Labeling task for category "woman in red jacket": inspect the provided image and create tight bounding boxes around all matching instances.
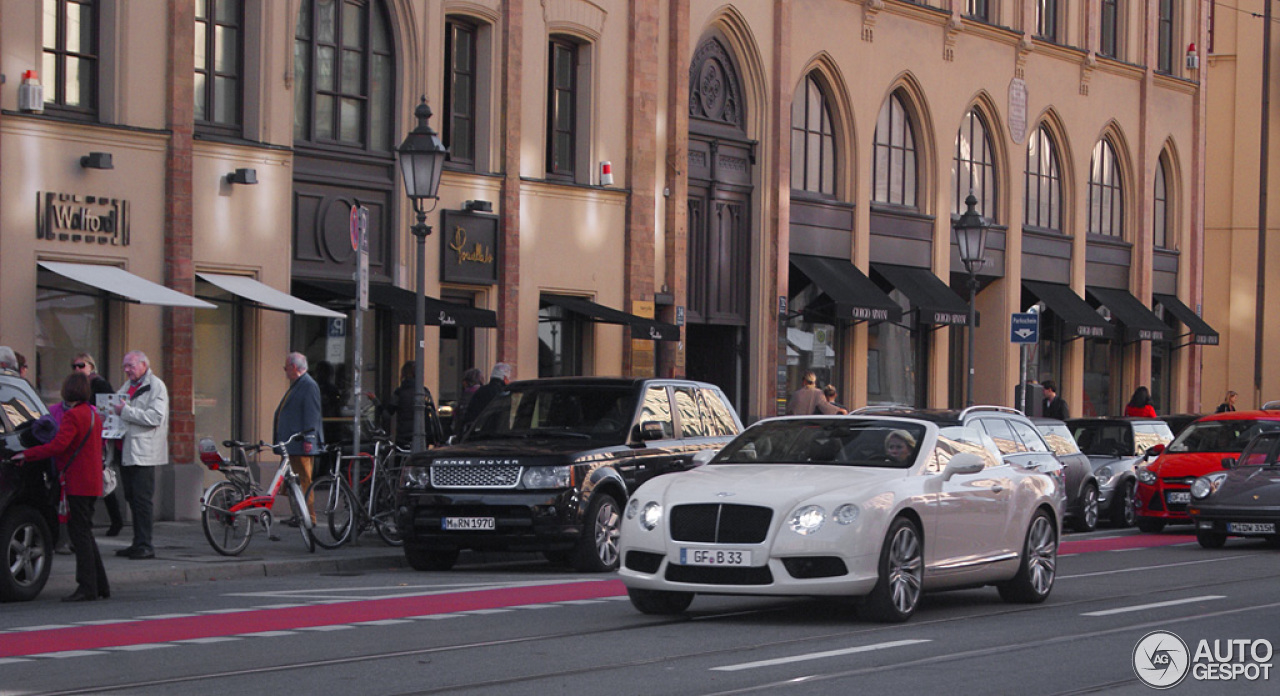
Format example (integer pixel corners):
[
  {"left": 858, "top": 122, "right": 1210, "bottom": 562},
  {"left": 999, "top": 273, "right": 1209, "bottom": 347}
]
[
  {"left": 16, "top": 372, "right": 109, "bottom": 601},
  {"left": 1124, "top": 386, "right": 1158, "bottom": 418}
]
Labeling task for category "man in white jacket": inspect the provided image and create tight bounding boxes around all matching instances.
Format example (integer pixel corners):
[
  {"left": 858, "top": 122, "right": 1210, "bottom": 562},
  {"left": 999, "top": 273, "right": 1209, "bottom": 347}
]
[{"left": 112, "top": 351, "right": 169, "bottom": 560}]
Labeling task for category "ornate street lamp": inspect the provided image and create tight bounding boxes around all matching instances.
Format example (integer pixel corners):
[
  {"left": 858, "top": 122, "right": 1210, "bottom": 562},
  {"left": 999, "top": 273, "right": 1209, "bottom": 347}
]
[
  {"left": 954, "top": 193, "right": 991, "bottom": 407},
  {"left": 397, "top": 97, "right": 449, "bottom": 452}
]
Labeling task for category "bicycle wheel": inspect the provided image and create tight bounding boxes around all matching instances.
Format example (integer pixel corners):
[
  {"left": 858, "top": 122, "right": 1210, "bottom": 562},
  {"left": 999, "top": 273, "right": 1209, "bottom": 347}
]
[
  {"left": 288, "top": 479, "right": 316, "bottom": 553},
  {"left": 372, "top": 477, "right": 404, "bottom": 547},
  {"left": 308, "top": 476, "right": 355, "bottom": 549},
  {"left": 202, "top": 481, "right": 253, "bottom": 556}
]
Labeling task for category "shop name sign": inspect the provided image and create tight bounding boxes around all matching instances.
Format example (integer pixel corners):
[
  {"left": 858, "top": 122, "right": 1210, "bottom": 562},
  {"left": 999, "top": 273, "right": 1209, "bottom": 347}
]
[
  {"left": 36, "top": 192, "right": 130, "bottom": 246},
  {"left": 849, "top": 307, "right": 891, "bottom": 322},
  {"left": 441, "top": 210, "right": 499, "bottom": 285}
]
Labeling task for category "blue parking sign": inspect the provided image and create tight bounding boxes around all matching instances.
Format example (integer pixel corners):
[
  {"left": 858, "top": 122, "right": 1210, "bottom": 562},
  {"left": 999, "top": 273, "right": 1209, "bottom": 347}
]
[{"left": 1011, "top": 313, "right": 1039, "bottom": 344}]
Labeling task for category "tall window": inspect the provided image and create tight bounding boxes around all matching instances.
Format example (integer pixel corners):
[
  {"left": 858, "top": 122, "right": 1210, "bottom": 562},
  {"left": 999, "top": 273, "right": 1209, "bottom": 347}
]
[
  {"left": 790, "top": 74, "right": 836, "bottom": 197},
  {"left": 965, "top": 0, "right": 989, "bottom": 21},
  {"left": 873, "top": 92, "right": 918, "bottom": 208},
  {"left": 539, "top": 303, "right": 584, "bottom": 377},
  {"left": 294, "top": 0, "right": 394, "bottom": 151},
  {"left": 1088, "top": 138, "right": 1124, "bottom": 238},
  {"left": 195, "top": 0, "right": 243, "bottom": 133},
  {"left": 444, "top": 17, "right": 477, "bottom": 168},
  {"left": 1035, "top": 0, "right": 1058, "bottom": 41},
  {"left": 1100, "top": 0, "right": 1120, "bottom": 59},
  {"left": 1024, "top": 125, "right": 1062, "bottom": 232},
  {"left": 42, "top": 0, "right": 97, "bottom": 114},
  {"left": 1157, "top": 0, "right": 1175, "bottom": 74},
  {"left": 547, "top": 37, "right": 579, "bottom": 179},
  {"left": 35, "top": 270, "right": 109, "bottom": 403},
  {"left": 953, "top": 109, "right": 997, "bottom": 220},
  {"left": 1153, "top": 155, "right": 1170, "bottom": 249}
]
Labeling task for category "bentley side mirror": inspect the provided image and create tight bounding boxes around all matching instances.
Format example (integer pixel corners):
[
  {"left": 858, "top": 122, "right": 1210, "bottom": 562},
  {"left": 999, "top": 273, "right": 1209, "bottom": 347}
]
[{"left": 941, "top": 452, "right": 985, "bottom": 481}]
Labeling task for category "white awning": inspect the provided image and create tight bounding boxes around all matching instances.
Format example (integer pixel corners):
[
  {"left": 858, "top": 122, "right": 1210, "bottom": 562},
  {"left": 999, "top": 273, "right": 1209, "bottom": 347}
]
[
  {"left": 196, "top": 273, "right": 344, "bottom": 318},
  {"left": 39, "top": 261, "right": 216, "bottom": 309}
]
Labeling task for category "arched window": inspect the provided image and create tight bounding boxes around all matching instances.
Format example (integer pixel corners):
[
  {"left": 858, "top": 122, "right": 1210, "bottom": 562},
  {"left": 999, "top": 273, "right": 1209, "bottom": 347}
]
[
  {"left": 1088, "top": 138, "right": 1125, "bottom": 237},
  {"left": 873, "top": 92, "right": 918, "bottom": 208},
  {"left": 1153, "top": 155, "right": 1170, "bottom": 249},
  {"left": 790, "top": 74, "right": 836, "bottom": 197},
  {"left": 294, "top": 0, "right": 394, "bottom": 152},
  {"left": 953, "top": 109, "right": 996, "bottom": 220},
  {"left": 1024, "top": 125, "right": 1062, "bottom": 232}
]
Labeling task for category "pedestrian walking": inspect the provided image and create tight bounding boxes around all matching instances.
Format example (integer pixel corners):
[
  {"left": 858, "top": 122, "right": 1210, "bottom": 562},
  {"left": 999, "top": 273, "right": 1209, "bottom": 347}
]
[
  {"left": 273, "top": 352, "right": 323, "bottom": 524},
  {"left": 456, "top": 363, "right": 512, "bottom": 434},
  {"left": 1042, "top": 380, "right": 1068, "bottom": 420},
  {"left": 1125, "top": 386, "right": 1157, "bottom": 418},
  {"left": 787, "top": 372, "right": 841, "bottom": 416},
  {"left": 1216, "top": 390, "right": 1238, "bottom": 413},
  {"left": 112, "top": 350, "right": 168, "bottom": 560}
]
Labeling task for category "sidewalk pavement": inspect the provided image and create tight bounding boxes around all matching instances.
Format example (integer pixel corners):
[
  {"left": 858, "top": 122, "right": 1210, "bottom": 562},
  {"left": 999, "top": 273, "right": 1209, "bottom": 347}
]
[{"left": 46, "top": 520, "right": 409, "bottom": 596}]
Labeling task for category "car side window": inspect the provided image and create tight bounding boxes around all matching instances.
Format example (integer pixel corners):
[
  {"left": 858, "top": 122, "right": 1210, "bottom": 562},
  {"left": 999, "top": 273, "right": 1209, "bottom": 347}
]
[
  {"left": 0, "top": 381, "right": 43, "bottom": 434},
  {"left": 977, "top": 418, "right": 1025, "bottom": 454},
  {"left": 640, "top": 385, "right": 675, "bottom": 439},
  {"left": 1238, "top": 433, "right": 1280, "bottom": 466},
  {"left": 1133, "top": 423, "right": 1169, "bottom": 452},
  {"left": 673, "top": 387, "right": 707, "bottom": 439},
  {"left": 931, "top": 426, "right": 1002, "bottom": 473},
  {"left": 1008, "top": 419, "right": 1051, "bottom": 453},
  {"left": 699, "top": 389, "right": 739, "bottom": 437}
]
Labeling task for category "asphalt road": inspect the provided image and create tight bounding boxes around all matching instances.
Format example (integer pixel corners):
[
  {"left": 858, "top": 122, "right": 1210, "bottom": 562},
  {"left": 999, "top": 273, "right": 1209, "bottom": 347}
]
[{"left": 2, "top": 528, "right": 1278, "bottom": 696}]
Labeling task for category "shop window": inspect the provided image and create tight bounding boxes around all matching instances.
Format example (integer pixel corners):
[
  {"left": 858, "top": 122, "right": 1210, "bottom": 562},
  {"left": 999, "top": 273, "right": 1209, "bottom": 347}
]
[
  {"left": 785, "top": 279, "right": 841, "bottom": 403},
  {"left": 790, "top": 74, "right": 837, "bottom": 197},
  {"left": 437, "top": 291, "right": 478, "bottom": 410},
  {"left": 1088, "top": 138, "right": 1125, "bottom": 238},
  {"left": 290, "top": 308, "right": 386, "bottom": 444},
  {"left": 1100, "top": 0, "right": 1121, "bottom": 59},
  {"left": 1024, "top": 125, "right": 1062, "bottom": 233},
  {"left": 294, "top": 0, "right": 394, "bottom": 152},
  {"left": 193, "top": 280, "right": 243, "bottom": 447},
  {"left": 35, "top": 269, "right": 108, "bottom": 403},
  {"left": 195, "top": 0, "right": 243, "bottom": 134},
  {"left": 1035, "top": 0, "right": 1058, "bottom": 41},
  {"left": 1082, "top": 337, "right": 1122, "bottom": 416},
  {"left": 42, "top": 0, "right": 98, "bottom": 117},
  {"left": 1153, "top": 154, "right": 1170, "bottom": 249},
  {"left": 872, "top": 91, "right": 918, "bottom": 209},
  {"left": 953, "top": 109, "right": 997, "bottom": 221},
  {"left": 538, "top": 302, "right": 584, "bottom": 377},
  {"left": 867, "top": 290, "right": 926, "bottom": 407}
]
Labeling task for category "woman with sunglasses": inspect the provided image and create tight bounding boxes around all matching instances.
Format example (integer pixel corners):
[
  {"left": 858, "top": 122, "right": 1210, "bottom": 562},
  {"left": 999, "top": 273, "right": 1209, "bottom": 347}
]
[{"left": 72, "top": 353, "right": 124, "bottom": 536}]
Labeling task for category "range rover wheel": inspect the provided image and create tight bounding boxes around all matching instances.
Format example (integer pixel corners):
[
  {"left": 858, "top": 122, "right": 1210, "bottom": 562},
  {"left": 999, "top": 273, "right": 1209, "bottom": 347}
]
[
  {"left": 627, "top": 588, "right": 693, "bottom": 615},
  {"left": 859, "top": 517, "right": 923, "bottom": 623},
  {"left": 572, "top": 493, "right": 622, "bottom": 572},
  {"left": 1196, "top": 529, "right": 1227, "bottom": 549},
  {"left": 405, "top": 546, "right": 459, "bottom": 571},
  {"left": 0, "top": 506, "right": 52, "bottom": 602},
  {"left": 998, "top": 509, "right": 1057, "bottom": 604},
  {"left": 1111, "top": 481, "right": 1137, "bottom": 527},
  {"left": 1135, "top": 517, "right": 1166, "bottom": 534},
  {"left": 1073, "top": 484, "right": 1099, "bottom": 532}
]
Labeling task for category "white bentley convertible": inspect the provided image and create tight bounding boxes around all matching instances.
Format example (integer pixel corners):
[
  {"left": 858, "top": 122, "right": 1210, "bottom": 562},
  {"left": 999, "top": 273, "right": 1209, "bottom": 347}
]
[{"left": 617, "top": 416, "right": 1061, "bottom": 622}]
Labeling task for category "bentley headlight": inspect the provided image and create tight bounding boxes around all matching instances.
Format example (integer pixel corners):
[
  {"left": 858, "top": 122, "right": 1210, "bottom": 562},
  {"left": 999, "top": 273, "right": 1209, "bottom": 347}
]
[
  {"left": 522, "top": 466, "right": 571, "bottom": 489},
  {"left": 1094, "top": 466, "right": 1114, "bottom": 486},
  {"left": 1137, "top": 467, "right": 1157, "bottom": 485},
  {"left": 834, "top": 504, "right": 860, "bottom": 525},
  {"left": 1191, "top": 472, "right": 1229, "bottom": 500},
  {"left": 400, "top": 465, "right": 430, "bottom": 488},
  {"left": 639, "top": 502, "right": 663, "bottom": 531},
  {"left": 788, "top": 505, "right": 826, "bottom": 535}
]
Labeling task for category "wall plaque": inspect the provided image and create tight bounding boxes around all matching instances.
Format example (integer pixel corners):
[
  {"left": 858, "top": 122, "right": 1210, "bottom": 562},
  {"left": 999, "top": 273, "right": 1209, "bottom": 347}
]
[
  {"left": 441, "top": 209, "right": 499, "bottom": 285},
  {"left": 36, "top": 192, "right": 129, "bottom": 246},
  {"left": 1008, "top": 78, "right": 1029, "bottom": 144}
]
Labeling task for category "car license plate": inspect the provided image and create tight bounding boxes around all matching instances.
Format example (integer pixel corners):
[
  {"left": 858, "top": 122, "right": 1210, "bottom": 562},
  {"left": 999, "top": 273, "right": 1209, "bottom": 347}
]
[
  {"left": 1166, "top": 491, "right": 1191, "bottom": 505},
  {"left": 1228, "top": 522, "right": 1276, "bottom": 534},
  {"left": 679, "top": 548, "right": 751, "bottom": 566},
  {"left": 442, "top": 517, "right": 495, "bottom": 531}
]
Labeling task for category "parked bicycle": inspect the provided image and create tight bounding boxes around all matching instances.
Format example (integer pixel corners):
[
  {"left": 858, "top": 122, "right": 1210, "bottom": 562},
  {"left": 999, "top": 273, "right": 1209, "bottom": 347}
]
[
  {"left": 198, "top": 431, "right": 317, "bottom": 556},
  {"left": 308, "top": 434, "right": 406, "bottom": 549}
]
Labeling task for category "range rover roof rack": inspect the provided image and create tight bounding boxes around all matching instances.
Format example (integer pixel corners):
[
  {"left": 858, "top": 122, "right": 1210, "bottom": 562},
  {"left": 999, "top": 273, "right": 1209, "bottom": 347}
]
[{"left": 960, "top": 405, "right": 1026, "bottom": 419}]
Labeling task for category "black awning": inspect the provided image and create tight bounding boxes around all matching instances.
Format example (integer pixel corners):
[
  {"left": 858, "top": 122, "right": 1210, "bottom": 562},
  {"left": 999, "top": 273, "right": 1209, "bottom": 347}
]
[
  {"left": 1087, "top": 287, "right": 1170, "bottom": 342},
  {"left": 871, "top": 263, "right": 970, "bottom": 326},
  {"left": 541, "top": 294, "right": 680, "bottom": 341},
  {"left": 1023, "top": 280, "right": 1115, "bottom": 340},
  {"left": 1154, "top": 293, "right": 1220, "bottom": 345},
  {"left": 790, "top": 254, "right": 902, "bottom": 324},
  {"left": 295, "top": 280, "right": 497, "bottom": 328}
]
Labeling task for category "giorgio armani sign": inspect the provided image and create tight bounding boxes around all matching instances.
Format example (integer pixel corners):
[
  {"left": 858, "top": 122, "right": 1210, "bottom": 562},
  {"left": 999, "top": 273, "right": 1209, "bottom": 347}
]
[{"left": 36, "top": 192, "right": 130, "bottom": 246}]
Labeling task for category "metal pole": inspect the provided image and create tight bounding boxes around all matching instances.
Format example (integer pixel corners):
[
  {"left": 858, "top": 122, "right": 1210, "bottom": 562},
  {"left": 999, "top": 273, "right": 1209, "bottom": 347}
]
[
  {"left": 1256, "top": 0, "right": 1273, "bottom": 403},
  {"left": 967, "top": 270, "right": 977, "bottom": 407},
  {"left": 412, "top": 206, "right": 429, "bottom": 453}
]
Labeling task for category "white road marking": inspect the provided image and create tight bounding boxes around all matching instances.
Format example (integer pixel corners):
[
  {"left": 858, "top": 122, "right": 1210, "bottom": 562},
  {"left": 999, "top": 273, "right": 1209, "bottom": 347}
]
[
  {"left": 173, "top": 636, "right": 242, "bottom": 644},
  {"left": 104, "top": 643, "right": 176, "bottom": 652},
  {"left": 74, "top": 619, "right": 143, "bottom": 626},
  {"left": 711, "top": 639, "right": 932, "bottom": 672},
  {"left": 462, "top": 609, "right": 514, "bottom": 615},
  {"left": 295, "top": 625, "right": 356, "bottom": 632},
  {"left": 1059, "top": 555, "right": 1250, "bottom": 579},
  {"left": 0, "top": 657, "right": 34, "bottom": 665},
  {"left": 1082, "top": 595, "right": 1226, "bottom": 617},
  {"left": 352, "top": 619, "right": 414, "bottom": 626},
  {"left": 238, "top": 631, "right": 298, "bottom": 638},
  {"left": 28, "top": 650, "right": 105, "bottom": 659},
  {"left": 136, "top": 614, "right": 197, "bottom": 620}
]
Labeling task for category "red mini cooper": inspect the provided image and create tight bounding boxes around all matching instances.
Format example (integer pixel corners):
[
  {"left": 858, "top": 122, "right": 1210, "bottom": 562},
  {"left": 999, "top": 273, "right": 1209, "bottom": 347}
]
[{"left": 1134, "top": 409, "right": 1280, "bottom": 532}]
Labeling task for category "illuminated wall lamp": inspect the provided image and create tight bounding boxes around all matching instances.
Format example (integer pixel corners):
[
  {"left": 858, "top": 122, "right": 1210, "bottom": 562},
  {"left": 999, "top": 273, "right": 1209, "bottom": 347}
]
[
  {"left": 226, "top": 168, "right": 258, "bottom": 185},
  {"left": 80, "top": 152, "right": 114, "bottom": 170}
]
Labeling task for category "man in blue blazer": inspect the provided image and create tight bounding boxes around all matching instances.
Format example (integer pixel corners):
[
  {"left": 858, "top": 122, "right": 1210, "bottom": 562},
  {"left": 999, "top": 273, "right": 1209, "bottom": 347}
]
[{"left": 274, "top": 352, "right": 324, "bottom": 524}]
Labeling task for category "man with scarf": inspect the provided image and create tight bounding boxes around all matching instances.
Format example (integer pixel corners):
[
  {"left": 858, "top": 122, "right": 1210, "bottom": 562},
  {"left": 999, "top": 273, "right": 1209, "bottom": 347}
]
[{"left": 112, "top": 350, "right": 169, "bottom": 560}]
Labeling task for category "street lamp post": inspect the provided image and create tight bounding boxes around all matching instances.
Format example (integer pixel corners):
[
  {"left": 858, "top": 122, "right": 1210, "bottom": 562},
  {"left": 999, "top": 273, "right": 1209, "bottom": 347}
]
[
  {"left": 396, "top": 97, "right": 449, "bottom": 453},
  {"left": 954, "top": 193, "right": 991, "bottom": 407}
]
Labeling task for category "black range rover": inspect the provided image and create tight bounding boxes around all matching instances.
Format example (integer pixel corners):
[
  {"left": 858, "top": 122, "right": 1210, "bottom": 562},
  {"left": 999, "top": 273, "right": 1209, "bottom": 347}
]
[{"left": 396, "top": 377, "right": 742, "bottom": 572}]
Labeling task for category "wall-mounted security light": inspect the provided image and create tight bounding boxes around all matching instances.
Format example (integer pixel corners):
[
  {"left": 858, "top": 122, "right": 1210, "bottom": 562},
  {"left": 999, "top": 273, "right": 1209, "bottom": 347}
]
[
  {"left": 80, "top": 152, "right": 114, "bottom": 170},
  {"left": 463, "top": 199, "right": 493, "bottom": 212},
  {"left": 226, "top": 168, "right": 258, "bottom": 185}
]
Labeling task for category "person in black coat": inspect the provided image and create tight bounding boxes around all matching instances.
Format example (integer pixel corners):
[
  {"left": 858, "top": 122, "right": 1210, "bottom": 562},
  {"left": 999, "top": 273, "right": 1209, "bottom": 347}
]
[
  {"left": 388, "top": 362, "right": 444, "bottom": 449},
  {"left": 455, "top": 362, "right": 512, "bottom": 435},
  {"left": 1042, "top": 380, "right": 1068, "bottom": 420}
]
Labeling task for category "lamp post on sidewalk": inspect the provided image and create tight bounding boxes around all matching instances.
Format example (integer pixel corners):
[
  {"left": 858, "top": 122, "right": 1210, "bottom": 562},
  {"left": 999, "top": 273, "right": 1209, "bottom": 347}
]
[
  {"left": 954, "top": 193, "right": 991, "bottom": 407},
  {"left": 396, "top": 98, "right": 449, "bottom": 453}
]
